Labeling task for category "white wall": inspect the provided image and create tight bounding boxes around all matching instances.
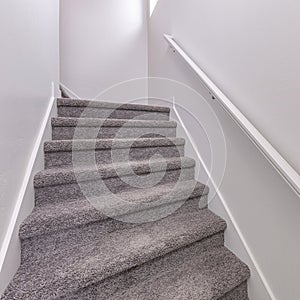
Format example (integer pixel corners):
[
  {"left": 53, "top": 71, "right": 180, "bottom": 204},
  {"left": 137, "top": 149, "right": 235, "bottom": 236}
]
[
  {"left": 60, "top": 0, "right": 148, "bottom": 100},
  {"left": 148, "top": 1, "right": 300, "bottom": 299},
  {"left": 0, "top": 0, "right": 59, "bottom": 293},
  {"left": 174, "top": 0, "right": 300, "bottom": 174}
]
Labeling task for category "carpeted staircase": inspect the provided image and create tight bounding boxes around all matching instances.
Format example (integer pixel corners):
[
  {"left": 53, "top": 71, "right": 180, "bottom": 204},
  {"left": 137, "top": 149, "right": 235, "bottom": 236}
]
[{"left": 1, "top": 98, "right": 250, "bottom": 300}]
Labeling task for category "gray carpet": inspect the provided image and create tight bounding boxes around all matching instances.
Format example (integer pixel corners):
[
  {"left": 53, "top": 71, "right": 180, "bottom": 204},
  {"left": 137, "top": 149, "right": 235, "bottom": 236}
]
[{"left": 1, "top": 98, "right": 250, "bottom": 299}]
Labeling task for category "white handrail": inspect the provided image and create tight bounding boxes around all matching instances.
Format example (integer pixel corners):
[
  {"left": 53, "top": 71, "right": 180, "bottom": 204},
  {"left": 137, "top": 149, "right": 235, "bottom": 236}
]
[{"left": 164, "top": 34, "right": 300, "bottom": 196}]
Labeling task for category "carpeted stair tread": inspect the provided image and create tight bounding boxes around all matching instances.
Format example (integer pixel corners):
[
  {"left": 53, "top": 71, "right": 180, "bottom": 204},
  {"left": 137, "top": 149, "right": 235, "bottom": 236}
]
[
  {"left": 52, "top": 117, "right": 177, "bottom": 128},
  {"left": 219, "top": 282, "right": 249, "bottom": 300},
  {"left": 44, "top": 137, "right": 185, "bottom": 168},
  {"left": 57, "top": 99, "right": 170, "bottom": 120},
  {"left": 1, "top": 97, "right": 250, "bottom": 299},
  {"left": 57, "top": 98, "right": 170, "bottom": 113},
  {"left": 34, "top": 157, "right": 195, "bottom": 188},
  {"left": 20, "top": 180, "right": 208, "bottom": 239},
  {"left": 3, "top": 208, "right": 227, "bottom": 300},
  {"left": 44, "top": 137, "right": 185, "bottom": 152},
  {"left": 105, "top": 247, "right": 250, "bottom": 300},
  {"left": 67, "top": 247, "right": 250, "bottom": 300},
  {"left": 51, "top": 117, "right": 177, "bottom": 140},
  {"left": 20, "top": 198, "right": 211, "bottom": 268}
]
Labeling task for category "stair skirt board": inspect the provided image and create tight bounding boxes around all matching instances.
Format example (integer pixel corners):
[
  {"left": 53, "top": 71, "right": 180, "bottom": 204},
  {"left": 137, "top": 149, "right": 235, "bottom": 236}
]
[{"left": 1, "top": 98, "right": 250, "bottom": 300}]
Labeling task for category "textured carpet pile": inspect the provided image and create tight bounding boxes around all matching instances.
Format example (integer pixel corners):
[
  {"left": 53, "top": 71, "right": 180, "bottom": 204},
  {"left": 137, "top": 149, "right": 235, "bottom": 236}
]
[{"left": 1, "top": 98, "right": 250, "bottom": 300}]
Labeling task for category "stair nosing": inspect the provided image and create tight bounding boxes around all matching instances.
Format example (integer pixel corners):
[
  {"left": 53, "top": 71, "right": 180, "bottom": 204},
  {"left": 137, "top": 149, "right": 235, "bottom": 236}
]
[
  {"left": 1, "top": 97, "right": 251, "bottom": 300},
  {"left": 12, "top": 209, "right": 227, "bottom": 300},
  {"left": 57, "top": 98, "right": 170, "bottom": 113},
  {"left": 20, "top": 180, "right": 209, "bottom": 240},
  {"left": 51, "top": 117, "right": 177, "bottom": 128},
  {"left": 34, "top": 157, "right": 195, "bottom": 188},
  {"left": 44, "top": 137, "right": 185, "bottom": 152}
]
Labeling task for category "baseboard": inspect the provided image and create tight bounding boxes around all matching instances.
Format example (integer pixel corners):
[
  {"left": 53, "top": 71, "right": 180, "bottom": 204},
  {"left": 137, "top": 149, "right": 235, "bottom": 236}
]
[
  {"left": 60, "top": 80, "right": 151, "bottom": 105},
  {"left": 209, "top": 189, "right": 274, "bottom": 300},
  {"left": 0, "top": 86, "right": 58, "bottom": 294},
  {"left": 59, "top": 83, "right": 81, "bottom": 99},
  {"left": 171, "top": 102, "right": 275, "bottom": 300}
]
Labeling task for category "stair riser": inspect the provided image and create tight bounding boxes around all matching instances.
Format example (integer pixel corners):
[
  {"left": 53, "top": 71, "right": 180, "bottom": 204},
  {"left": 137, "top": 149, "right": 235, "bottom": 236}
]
[
  {"left": 58, "top": 106, "right": 170, "bottom": 120},
  {"left": 55, "top": 233, "right": 225, "bottom": 300},
  {"left": 35, "top": 167, "right": 195, "bottom": 205},
  {"left": 20, "top": 182, "right": 208, "bottom": 239},
  {"left": 45, "top": 145, "right": 185, "bottom": 168},
  {"left": 52, "top": 126, "right": 176, "bottom": 140},
  {"left": 2, "top": 95, "right": 251, "bottom": 300},
  {"left": 21, "top": 197, "right": 208, "bottom": 264},
  {"left": 21, "top": 191, "right": 208, "bottom": 240}
]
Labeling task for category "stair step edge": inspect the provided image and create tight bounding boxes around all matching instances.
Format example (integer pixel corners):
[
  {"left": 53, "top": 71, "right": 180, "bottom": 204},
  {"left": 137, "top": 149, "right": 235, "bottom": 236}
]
[
  {"left": 20, "top": 180, "right": 209, "bottom": 240},
  {"left": 44, "top": 137, "right": 185, "bottom": 152},
  {"left": 34, "top": 157, "right": 196, "bottom": 188},
  {"left": 59, "top": 247, "right": 250, "bottom": 300},
  {"left": 51, "top": 117, "right": 177, "bottom": 128},
  {"left": 6, "top": 209, "right": 227, "bottom": 300},
  {"left": 57, "top": 98, "right": 170, "bottom": 113}
]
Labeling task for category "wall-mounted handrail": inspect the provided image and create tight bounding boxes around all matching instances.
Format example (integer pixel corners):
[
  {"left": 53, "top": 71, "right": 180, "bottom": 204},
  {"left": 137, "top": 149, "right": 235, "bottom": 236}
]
[{"left": 164, "top": 34, "right": 300, "bottom": 196}]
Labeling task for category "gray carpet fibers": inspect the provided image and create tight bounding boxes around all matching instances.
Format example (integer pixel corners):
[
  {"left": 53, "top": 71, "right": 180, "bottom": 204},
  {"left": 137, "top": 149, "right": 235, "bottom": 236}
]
[{"left": 1, "top": 98, "right": 250, "bottom": 299}]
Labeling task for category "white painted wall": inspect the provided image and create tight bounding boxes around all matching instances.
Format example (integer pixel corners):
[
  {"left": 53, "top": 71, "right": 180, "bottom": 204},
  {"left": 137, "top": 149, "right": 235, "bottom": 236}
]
[
  {"left": 148, "top": 1, "right": 300, "bottom": 299},
  {"left": 60, "top": 0, "right": 148, "bottom": 100},
  {"left": 0, "top": 0, "right": 59, "bottom": 293},
  {"left": 175, "top": 0, "right": 300, "bottom": 174}
]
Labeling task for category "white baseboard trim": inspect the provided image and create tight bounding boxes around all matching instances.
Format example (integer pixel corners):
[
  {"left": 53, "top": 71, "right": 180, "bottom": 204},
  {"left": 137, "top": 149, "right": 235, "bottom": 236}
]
[
  {"left": 0, "top": 90, "right": 56, "bottom": 273},
  {"left": 172, "top": 101, "right": 276, "bottom": 300},
  {"left": 59, "top": 83, "right": 81, "bottom": 99}
]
